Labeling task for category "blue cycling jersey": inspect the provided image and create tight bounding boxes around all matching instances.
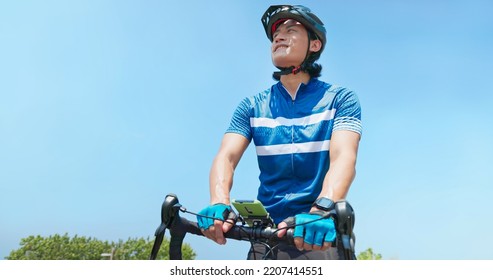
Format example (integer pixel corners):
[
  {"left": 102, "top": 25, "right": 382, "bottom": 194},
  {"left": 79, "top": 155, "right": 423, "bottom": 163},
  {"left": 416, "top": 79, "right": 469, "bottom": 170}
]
[{"left": 226, "top": 78, "right": 362, "bottom": 224}]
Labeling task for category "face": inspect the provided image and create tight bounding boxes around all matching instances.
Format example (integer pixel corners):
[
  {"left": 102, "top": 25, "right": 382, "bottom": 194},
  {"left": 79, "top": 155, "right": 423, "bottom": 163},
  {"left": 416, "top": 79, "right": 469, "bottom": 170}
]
[{"left": 271, "top": 19, "right": 321, "bottom": 68}]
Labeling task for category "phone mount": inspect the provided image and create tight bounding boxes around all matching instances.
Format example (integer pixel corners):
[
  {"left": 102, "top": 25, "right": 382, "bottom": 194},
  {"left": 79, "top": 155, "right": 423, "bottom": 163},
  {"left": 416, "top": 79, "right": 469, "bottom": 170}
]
[{"left": 245, "top": 215, "right": 275, "bottom": 228}]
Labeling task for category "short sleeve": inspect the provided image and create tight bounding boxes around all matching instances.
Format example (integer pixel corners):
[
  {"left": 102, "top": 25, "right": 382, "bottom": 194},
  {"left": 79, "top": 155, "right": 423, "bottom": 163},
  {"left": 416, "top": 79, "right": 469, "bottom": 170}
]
[
  {"left": 333, "top": 89, "right": 362, "bottom": 135},
  {"left": 225, "top": 97, "right": 253, "bottom": 140}
]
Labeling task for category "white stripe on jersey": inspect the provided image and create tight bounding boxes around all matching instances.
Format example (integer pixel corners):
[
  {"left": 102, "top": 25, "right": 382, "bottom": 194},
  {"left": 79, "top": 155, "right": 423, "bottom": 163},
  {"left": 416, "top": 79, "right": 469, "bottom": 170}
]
[
  {"left": 333, "top": 117, "right": 362, "bottom": 133},
  {"left": 250, "top": 109, "right": 336, "bottom": 128},
  {"left": 256, "top": 140, "right": 330, "bottom": 156}
]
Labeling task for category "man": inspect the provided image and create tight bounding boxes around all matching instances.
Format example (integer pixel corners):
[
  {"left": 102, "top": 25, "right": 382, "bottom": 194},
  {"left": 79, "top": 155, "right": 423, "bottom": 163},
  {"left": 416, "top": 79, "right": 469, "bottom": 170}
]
[{"left": 197, "top": 5, "right": 362, "bottom": 260}]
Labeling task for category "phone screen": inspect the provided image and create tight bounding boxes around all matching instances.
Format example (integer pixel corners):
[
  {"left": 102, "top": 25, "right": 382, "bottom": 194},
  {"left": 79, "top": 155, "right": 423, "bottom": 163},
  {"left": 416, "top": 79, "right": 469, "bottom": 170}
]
[{"left": 232, "top": 199, "right": 273, "bottom": 227}]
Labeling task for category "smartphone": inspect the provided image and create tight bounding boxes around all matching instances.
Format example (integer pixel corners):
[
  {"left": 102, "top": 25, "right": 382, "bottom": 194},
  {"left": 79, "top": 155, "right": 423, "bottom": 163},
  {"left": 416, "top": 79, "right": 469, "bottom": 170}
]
[{"left": 231, "top": 199, "right": 273, "bottom": 227}]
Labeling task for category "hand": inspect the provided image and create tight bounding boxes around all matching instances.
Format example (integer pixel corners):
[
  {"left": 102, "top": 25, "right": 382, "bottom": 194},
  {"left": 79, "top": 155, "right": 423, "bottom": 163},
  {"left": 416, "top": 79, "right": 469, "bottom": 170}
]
[
  {"left": 277, "top": 212, "right": 336, "bottom": 251},
  {"left": 197, "top": 204, "right": 236, "bottom": 245}
]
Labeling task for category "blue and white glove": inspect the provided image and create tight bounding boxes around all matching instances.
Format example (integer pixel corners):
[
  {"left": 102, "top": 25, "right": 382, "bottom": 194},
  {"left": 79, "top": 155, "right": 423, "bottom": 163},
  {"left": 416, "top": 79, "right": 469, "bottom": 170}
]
[
  {"left": 197, "top": 204, "right": 234, "bottom": 230},
  {"left": 293, "top": 213, "right": 336, "bottom": 247}
]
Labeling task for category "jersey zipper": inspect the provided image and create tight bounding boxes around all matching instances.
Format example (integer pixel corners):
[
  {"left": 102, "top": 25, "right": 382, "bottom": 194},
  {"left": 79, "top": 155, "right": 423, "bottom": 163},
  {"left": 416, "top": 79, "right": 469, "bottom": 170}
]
[
  {"left": 291, "top": 99, "right": 295, "bottom": 173},
  {"left": 282, "top": 83, "right": 302, "bottom": 175}
]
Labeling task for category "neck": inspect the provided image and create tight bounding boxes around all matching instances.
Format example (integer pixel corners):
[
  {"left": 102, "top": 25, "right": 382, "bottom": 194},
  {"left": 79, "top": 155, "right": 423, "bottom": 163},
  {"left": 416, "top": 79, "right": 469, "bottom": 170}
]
[{"left": 280, "top": 72, "right": 311, "bottom": 98}]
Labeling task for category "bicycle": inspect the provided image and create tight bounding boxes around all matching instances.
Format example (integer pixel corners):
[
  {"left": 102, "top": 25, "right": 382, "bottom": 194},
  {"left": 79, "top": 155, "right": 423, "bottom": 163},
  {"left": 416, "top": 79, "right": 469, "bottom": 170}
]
[{"left": 149, "top": 193, "right": 356, "bottom": 260}]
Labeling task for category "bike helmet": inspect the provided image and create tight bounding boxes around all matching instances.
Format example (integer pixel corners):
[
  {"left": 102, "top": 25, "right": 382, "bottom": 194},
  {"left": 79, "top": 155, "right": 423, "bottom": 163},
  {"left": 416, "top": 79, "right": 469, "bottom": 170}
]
[
  {"left": 261, "top": 5, "right": 326, "bottom": 52},
  {"left": 261, "top": 5, "right": 327, "bottom": 77}
]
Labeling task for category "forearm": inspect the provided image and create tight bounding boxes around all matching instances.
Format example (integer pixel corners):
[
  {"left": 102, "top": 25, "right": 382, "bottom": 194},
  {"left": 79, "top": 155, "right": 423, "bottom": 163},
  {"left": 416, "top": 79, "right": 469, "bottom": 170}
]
[
  {"left": 319, "top": 154, "right": 357, "bottom": 201},
  {"left": 208, "top": 133, "right": 250, "bottom": 205},
  {"left": 209, "top": 154, "right": 235, "bottom": 205},
  {"left": 316, "top": 130, "right": 360, "bottom": 204}
]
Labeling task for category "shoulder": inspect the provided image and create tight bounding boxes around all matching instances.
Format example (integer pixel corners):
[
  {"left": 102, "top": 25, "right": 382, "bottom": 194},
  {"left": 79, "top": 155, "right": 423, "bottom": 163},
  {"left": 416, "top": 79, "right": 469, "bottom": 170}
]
[
  {"left": 252, "top": 85, "right": 275, "bottom": 103},
  {"left": 308, "top": 78, "right": 356, "bottom": 98},
  {"left": 239, "top": 85, "right": 276, "bottom": 108},
  {"left": 322, "top": 82, "right": 360, "bottom": 106},
  {"left": 232, "top": 85, "right": 275, "bottom": 115},
  {"left": 323, "top": 82, "right": 354, "bottom": 96}
]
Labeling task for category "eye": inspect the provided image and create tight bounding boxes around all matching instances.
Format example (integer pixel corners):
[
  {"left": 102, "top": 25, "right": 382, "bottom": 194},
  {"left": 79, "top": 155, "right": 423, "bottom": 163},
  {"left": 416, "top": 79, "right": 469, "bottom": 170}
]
[{"left": 287, "top": 28, "right": 298, "bottom": 34}]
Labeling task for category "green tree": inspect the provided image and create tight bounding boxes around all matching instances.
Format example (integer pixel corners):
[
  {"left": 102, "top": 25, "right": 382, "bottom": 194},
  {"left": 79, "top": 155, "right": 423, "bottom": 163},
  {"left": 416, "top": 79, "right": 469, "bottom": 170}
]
[
  {"left": 357, "top": 248, "right": 382, "bottom": 260},
  {"left": 6, "top": 233, "right": 195, "bottom": 260}
]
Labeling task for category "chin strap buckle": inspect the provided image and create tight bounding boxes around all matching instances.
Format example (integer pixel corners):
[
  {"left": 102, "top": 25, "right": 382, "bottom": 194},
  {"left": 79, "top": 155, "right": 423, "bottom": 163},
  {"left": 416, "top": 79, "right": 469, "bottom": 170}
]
[{"left": 291, "top": 66, "right": 301, "bottom": 74}]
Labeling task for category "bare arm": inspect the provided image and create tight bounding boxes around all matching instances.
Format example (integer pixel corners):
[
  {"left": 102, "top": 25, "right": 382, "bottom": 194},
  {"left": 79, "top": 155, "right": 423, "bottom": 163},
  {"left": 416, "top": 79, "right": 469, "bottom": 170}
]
[
  {"left": 203, "top": 132, "right": 249, "bottom": 244},
  {"left": 209, "top": 133, "right": 250, "bottom": 204},
  {"left": 315, "top": 130, "right": 361, "bottom": 204}
]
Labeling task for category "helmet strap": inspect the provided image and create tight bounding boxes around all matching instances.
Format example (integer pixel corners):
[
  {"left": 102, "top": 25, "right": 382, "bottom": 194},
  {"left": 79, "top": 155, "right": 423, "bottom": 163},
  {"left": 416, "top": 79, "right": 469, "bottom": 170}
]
[{"left": 273, "top": 36, "right": 312, "bottom": 77}]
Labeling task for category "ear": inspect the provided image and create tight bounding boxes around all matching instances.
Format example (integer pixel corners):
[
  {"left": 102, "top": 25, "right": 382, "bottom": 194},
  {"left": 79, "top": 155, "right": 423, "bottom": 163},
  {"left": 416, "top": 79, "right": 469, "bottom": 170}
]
[{"left": 309, "top": 39, "right": 322, "bottom": 53}]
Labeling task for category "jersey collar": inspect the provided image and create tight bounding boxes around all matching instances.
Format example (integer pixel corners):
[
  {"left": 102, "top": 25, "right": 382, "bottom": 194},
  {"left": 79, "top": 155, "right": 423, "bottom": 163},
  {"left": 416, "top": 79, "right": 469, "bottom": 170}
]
[{"left": 277, "top": 78, "right": 320, "bottom": 101}]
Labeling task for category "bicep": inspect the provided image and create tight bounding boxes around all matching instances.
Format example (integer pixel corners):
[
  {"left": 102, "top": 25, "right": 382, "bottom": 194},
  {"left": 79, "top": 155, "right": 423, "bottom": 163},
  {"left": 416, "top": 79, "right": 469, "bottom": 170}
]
[
  {"left": 329, "top": 130, "right": 360, "bottom": 163},
  {"left": 216, "top": 133, "right": 250, "bottom": 168}
]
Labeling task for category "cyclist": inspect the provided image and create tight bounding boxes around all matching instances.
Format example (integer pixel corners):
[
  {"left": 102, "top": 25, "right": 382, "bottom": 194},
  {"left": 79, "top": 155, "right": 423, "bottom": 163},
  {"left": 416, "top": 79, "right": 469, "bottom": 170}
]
[{"left": 197, "top": 5, "right": 362, "bottom": 260}]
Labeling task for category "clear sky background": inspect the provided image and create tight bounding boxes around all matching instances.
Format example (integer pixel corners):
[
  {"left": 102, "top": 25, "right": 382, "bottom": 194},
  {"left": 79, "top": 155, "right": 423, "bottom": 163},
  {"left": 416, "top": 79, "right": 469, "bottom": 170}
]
[{"left": 1, "top": 0, "right": 492, "bottom": 260}]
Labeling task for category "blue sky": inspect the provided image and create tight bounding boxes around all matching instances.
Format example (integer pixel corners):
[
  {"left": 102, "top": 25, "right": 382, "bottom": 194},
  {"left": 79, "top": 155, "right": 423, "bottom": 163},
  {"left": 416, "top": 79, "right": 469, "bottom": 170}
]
[{"left": 1, "top": 0, "right": 492, "bottom": 260}]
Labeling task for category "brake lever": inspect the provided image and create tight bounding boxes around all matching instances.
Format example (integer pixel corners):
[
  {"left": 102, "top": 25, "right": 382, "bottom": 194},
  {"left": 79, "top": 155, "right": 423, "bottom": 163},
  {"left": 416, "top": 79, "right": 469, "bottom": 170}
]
[
  {"left": 150, "top": 193, "right": 182, "bottom": 260},
  {"left": 334, "top": 200, "right": 355, "bottom": 259}
]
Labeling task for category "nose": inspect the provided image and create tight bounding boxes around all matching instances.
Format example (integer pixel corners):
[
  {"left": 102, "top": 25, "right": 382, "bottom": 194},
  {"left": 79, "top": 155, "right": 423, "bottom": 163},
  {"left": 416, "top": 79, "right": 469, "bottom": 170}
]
[
  {"left": 273, "top": 29, "right": 287, "bottom": 43},
  {"left": 274, "top": 33, "right": 286, "bottom": 43}
]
